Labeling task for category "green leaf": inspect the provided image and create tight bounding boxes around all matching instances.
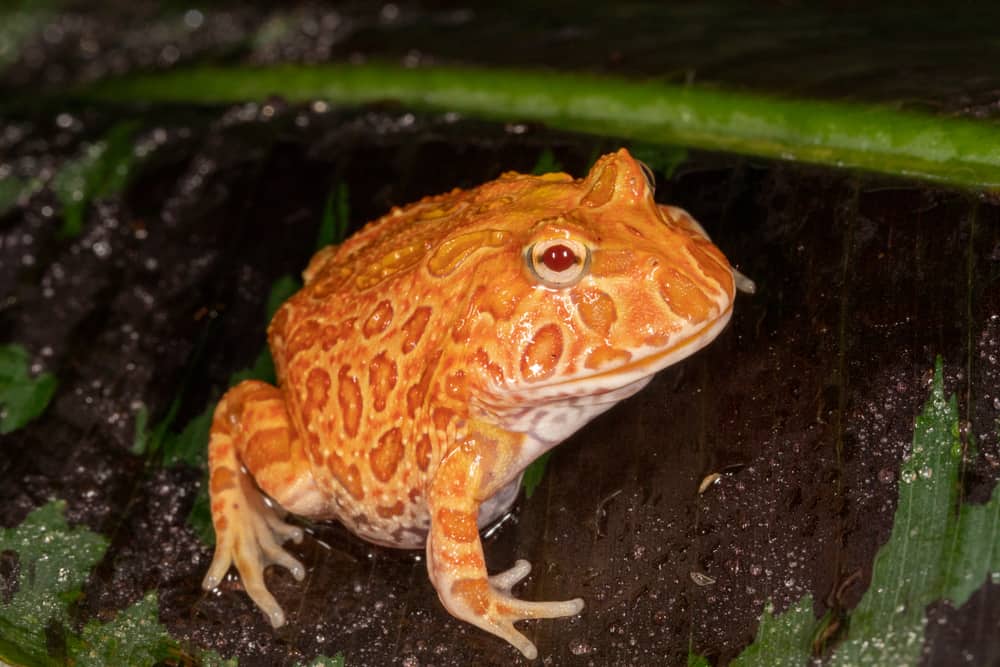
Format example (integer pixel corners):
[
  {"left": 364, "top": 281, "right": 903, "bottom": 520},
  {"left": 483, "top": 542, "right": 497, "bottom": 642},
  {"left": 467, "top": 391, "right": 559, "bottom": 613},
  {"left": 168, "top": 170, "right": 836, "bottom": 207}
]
[
  {"left": 317, "top": 182, "right": 350, "bottom": 249},
  {"left": 0, "top": 503, "right": 223, "bottom": 665},
  {"left": 521, "top": 451, "right": 552, "bottom": 499},
  {"left": 69, "top": 592, "right": 172, "bottom": 667},
  {"left": 0, "top": 176, "right": 25, "bottom": 217},
  {"left": 162, "top": 407, "right": 212, "bottom": 468},
  {"left": 0, "top": 501, "right": 108, "bottom": 666},
  {"left": 298, "top": 654, "right": 345, "bottom": 667},
  {"left": 228, "top": 348, "right": 277, "bottom": 387},
  {"left": 52, "top": 121, "right": 139, "bottom": 238},
  {"left": 0, "top": 343, "right": 58, "bottom": 434},
  {"left": 729, "top": 598, "right": 815, "bottom": 667},
  {"left": 131, "top": 405, "right": 150, "bottom": 455},
  {"left": 730, "top": 357, "right": 1000, "bottom": 665},
  {"left": 687, "top": 651, "right": 711, "bottom": 667},
  {"left": 0, "top": 10, "right": 47, "bottom": 74},
  {"left": 78, "top": 63, "right": 1000, "bottom": 189},
  {"left": 828, "top": 357, "right": 1000, "bottom": 665},
  {"left": 187, "top": 483, "right": 215, "bottom": 546},
  {"left": 531, "top": 148, "right": 563, "bottom": 175},
  {"left": 199, "top": 648, "right": 241, "bottom": 667},
  {"left": 266, "top": 274, "right": 302, "bottom": 320}
]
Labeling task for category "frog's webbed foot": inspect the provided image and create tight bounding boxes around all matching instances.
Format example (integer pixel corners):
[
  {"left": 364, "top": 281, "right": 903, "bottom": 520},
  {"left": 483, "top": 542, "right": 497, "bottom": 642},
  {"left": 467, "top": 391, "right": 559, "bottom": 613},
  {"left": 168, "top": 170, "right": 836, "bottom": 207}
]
[
  {"left": 202, "top": 467, "right": 305, "bottom": 627},
  {"left": 482, "top": 560, "right": 584, "bottom": 659},
  {"left": 202, "top": 381, "right": 317, "bottom": 628},
  {"left": 427, "top": 428, "right": 584, "bottom": 660},
  {"left": 428, "top": 532, "right": 584, "bottom": 660}
]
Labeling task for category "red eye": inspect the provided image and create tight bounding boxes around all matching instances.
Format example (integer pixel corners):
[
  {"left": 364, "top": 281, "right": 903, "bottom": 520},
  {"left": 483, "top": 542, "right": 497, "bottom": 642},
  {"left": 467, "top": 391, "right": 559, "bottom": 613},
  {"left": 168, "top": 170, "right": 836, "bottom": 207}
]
[
  {"left": 526, "top": 239, "right": 591, "bottom": 288},
  {"left": 541, "top": 244, "right": 577, "bottom": 272}
]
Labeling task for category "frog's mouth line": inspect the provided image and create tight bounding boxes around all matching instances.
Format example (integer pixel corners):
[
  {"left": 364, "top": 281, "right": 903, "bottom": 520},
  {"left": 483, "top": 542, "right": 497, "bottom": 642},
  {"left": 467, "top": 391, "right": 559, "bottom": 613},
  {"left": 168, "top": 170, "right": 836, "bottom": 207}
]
[{"left": 528, "top": 300, "right": 735, "bottom": 402}]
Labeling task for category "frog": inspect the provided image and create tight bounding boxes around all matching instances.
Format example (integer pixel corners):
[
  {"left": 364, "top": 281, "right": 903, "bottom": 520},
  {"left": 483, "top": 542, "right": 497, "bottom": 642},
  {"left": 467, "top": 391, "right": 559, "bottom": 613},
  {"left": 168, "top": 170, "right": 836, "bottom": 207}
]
[{"left": 202, "top": 148, "right": 745, "bottom": 659}]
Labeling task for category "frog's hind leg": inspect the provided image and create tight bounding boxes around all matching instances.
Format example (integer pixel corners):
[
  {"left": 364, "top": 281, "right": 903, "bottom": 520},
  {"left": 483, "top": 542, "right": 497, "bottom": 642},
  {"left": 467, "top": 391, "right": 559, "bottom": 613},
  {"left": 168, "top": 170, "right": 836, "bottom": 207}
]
[
  {"left": 202, "top": 380, "right": 322, "bottom": 627},
  {"left": 426, "top": 424, "right": 584, "bottom": 659}
]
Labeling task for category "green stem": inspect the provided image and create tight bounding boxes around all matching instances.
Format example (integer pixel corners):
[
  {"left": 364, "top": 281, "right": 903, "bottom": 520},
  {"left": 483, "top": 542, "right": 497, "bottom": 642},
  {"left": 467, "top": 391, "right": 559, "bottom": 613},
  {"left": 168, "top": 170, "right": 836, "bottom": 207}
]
[{"left": 78, "top": 63, "right": 1000, "bottom": 189}]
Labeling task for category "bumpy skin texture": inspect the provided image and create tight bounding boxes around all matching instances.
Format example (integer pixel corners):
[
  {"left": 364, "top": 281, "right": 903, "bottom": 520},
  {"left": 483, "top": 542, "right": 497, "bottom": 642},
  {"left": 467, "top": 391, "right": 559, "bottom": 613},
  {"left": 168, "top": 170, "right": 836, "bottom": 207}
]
[{"left": 203, "top": 149, "right": 736, "bottom": 659}]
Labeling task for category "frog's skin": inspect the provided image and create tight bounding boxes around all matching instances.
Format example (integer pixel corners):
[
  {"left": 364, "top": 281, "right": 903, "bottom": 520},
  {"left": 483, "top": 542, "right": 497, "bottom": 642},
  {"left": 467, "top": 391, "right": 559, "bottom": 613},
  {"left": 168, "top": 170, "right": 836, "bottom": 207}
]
[{"left": 203, "top": 149, "right": 737, "bottom": 659}]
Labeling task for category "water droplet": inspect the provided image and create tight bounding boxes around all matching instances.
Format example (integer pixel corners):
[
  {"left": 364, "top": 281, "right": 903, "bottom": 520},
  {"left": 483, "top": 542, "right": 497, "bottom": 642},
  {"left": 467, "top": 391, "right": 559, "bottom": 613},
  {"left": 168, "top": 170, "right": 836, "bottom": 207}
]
[
  {"left": 380, "top": 3, "right": 400, "bottom": 21},
  {"left": 878, "top": 468, "right": 895, "bottom": 483},
  {"left": 568, "top": 638, "right": 593, "bottom": 655},
  {"left": 183, "top": 9, "right": 204, "bottom": 29},
  {"left": 901, "top": 470, "right": 916, "bottom": 483},
  {"left": 92, "top": 240, "right": 111, "bottom": 258},
  {"left": 919, "top": 466, "right": 933, "bottom": 479}
]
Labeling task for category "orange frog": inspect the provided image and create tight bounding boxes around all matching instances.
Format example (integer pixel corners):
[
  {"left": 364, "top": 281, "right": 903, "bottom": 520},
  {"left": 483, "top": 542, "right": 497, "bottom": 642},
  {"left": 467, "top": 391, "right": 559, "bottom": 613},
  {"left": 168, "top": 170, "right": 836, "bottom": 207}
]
[{"left": 203, "top": 148, "right": 746, "bottom": 659}]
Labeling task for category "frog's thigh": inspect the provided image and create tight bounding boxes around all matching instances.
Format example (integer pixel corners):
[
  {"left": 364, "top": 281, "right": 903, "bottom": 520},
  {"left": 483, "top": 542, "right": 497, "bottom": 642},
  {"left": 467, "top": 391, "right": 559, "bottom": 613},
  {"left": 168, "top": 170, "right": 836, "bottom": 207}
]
[
  {"left": 226, "top": 382, "right": 326, "bottom": 515},
  {"left": 203, "top": 380, "right": 319, "bottom": 627},
  {"left": 426, "top": 427, "right": 584, "bottom": 660}
]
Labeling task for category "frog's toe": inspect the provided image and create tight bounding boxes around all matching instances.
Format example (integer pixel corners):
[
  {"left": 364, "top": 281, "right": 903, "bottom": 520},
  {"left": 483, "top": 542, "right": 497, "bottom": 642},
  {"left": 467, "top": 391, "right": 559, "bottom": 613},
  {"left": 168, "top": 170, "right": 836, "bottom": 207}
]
[
  {"left": 488, "top": 558, "right": 532, "bottom": 592},
  {"left": 494, "top": 592, "right": 585, "bottom": 659},
  {"left": 492, "top": 587, "right": 586, "bottom": 621},
  {"left": 262, "top": 508, "right": 305, "bottom": 544},
  {"left": 233, "top": 550, "right": 288, "bottom": 628},
  {"left": 202, "top": 540, "right": 232, "bottom": 591},
  {"left": 254, "top": 515, "right": 306, "bottom": 580}
]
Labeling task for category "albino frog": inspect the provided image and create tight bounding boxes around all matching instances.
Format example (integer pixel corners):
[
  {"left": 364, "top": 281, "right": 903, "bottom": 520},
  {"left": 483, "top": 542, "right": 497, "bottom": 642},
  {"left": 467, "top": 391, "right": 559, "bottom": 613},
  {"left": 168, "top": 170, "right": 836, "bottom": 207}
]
[{"left": 202, "top": 149, "right": 746, "bottom": 658}]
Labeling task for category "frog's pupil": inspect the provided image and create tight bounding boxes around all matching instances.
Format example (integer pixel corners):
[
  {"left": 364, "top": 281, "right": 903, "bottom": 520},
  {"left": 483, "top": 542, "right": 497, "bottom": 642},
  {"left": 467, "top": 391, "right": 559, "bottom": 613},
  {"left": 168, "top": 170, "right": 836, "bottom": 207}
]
[{"left": 541, "top": 244, "right": 576, "bottom": 272}]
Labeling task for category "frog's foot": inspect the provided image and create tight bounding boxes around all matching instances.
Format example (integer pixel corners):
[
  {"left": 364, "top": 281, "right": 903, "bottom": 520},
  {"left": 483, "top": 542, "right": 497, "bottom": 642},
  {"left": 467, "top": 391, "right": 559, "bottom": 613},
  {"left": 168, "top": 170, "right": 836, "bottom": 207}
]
[
  {"left": 482, "top": 560, "right": 585, "bottom": 659},
  {"left": 202, "top": 467, "right": 305, "bottom": 627},
  {"left": 430, "top": 548, "right": 584, "bottom": 660},
  {"left": 427, "top": 425, "right": 584, "bottom": 660},
  {"left": 202, "top": 380, "right": 322, "bottom": 628}
]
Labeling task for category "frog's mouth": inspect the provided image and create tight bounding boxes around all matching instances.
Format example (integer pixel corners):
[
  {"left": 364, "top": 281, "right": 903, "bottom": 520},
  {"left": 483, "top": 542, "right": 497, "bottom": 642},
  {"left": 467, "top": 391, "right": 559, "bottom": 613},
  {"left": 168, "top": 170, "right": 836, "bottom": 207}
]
[
  {"left": 483, "top": 302, "right": 733, "bottom": 447},
  {"left": 521, "top": 301, "right": 734, "bottom": 404}
]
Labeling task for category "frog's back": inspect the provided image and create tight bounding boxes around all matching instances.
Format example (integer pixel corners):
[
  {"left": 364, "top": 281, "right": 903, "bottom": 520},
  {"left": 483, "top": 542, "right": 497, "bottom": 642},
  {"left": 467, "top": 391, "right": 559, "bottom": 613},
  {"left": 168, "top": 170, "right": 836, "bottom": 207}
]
[{"left": 265, "top": 171, "right": 580, "bottom": 546}]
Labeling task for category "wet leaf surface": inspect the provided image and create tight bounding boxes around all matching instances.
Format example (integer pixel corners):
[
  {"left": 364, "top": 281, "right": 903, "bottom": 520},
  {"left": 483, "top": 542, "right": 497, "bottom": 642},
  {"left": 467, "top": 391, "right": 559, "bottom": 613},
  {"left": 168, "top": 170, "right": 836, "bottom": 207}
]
[{"left": 0, "top": 502, "right": 107, "bottom": 666}]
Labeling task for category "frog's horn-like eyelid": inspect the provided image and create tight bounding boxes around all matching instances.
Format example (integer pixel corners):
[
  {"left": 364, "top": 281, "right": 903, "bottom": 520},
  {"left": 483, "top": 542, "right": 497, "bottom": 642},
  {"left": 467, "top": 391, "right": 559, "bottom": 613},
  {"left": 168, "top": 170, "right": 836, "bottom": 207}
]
[{"left": 637, "top": 160, "right": 656, "bottom": 193}]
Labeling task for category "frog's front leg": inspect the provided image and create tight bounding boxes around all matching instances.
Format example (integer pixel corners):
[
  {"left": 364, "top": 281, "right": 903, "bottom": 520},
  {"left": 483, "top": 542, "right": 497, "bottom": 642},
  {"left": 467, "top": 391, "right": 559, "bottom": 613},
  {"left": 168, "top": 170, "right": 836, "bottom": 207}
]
[
  {"left": 427, "top": 424, "right": 584, "bottom": 659},
  {"left": 202, "top": 380, "right": 326, "bottom": 627}
]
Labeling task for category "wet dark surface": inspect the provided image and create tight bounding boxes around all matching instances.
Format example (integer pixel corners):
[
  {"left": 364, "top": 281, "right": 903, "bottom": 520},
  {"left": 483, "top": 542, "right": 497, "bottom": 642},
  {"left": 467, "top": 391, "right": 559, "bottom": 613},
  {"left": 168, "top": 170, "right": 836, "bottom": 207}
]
[{"left": 2, "top": 3, "right": 1000, "bottom": 666}]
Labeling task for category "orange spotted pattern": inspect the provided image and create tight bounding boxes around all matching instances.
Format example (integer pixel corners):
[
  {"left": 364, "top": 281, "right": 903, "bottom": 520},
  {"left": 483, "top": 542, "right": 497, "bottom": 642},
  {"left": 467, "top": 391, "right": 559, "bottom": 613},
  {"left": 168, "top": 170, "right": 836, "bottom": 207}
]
[{"left": 203, "top": 149, "right": 741, "bottom": 658}]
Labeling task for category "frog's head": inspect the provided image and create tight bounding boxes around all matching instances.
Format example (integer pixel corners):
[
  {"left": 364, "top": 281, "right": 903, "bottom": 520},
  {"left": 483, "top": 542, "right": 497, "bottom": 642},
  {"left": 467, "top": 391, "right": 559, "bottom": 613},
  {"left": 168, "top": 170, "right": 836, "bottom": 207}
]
[{"left": 455, "top": 149, "right": 736, "bottom": 432}]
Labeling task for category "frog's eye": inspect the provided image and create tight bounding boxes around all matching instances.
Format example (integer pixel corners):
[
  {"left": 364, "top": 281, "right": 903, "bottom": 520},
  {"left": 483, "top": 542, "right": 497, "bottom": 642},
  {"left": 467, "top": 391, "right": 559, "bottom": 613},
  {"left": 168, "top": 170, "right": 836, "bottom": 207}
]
[{"left": 526, "top": 239, "right": 591, "bottom": 288}]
